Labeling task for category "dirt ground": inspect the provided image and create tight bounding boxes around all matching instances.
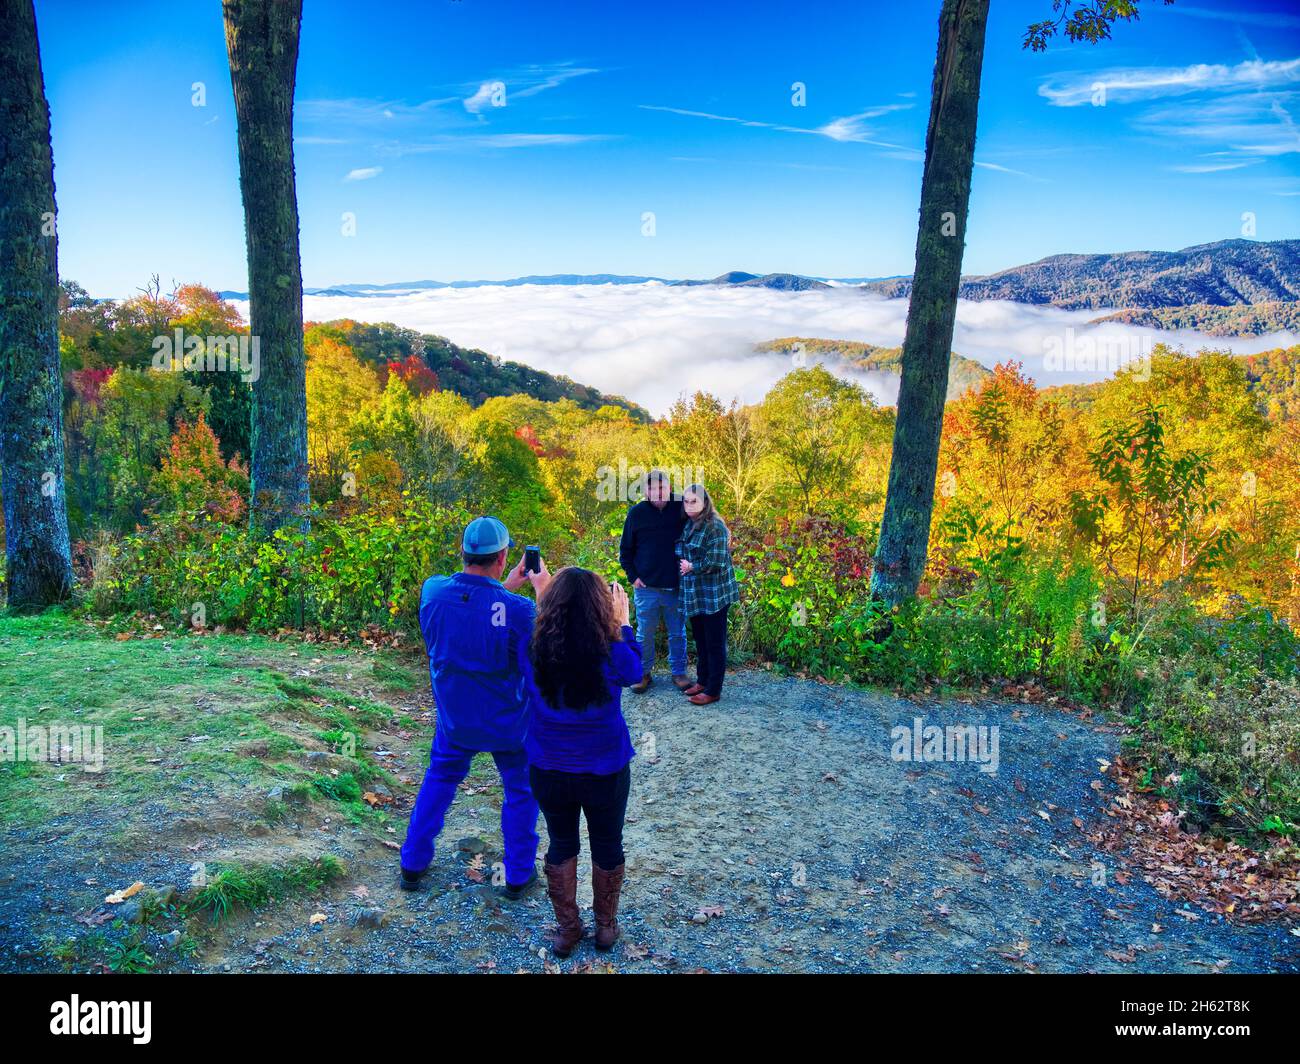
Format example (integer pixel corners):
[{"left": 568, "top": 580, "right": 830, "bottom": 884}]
[{"left": 3, "top": 639, "right": 1295, "bottom": 974}]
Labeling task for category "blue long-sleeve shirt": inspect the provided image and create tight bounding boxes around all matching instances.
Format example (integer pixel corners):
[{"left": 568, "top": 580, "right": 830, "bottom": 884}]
[
  {"left": 418, "top": 572, "right": 535, "bottom": 751},
  {"left": 522, "top": 625, "right": 642, "bottom": 774}
]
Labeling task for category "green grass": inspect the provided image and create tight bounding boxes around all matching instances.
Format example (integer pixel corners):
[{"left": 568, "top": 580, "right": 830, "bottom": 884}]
[
  {"left": 190, "top": 855, "right": 346, "bottom": 924},
  {"left": 107, "top": 936, "right": 156, "bottom": 973},
  {"left": 0, "top": 610, "right": 416, "bottom": 832}
]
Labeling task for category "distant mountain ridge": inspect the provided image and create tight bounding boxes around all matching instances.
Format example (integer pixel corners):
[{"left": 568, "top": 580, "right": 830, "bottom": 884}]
[
  {"left": 865, "top": 239, "right": 1300, "bottom": 310},
  {"left": 218, "top": 270, "right": 884, "bottom": 300},
  {"left": 216, "top": 240, "right": 1300, "bottom": 339},
  {"left": 672, "top": 271, "right": 831, "bottom": 291}
]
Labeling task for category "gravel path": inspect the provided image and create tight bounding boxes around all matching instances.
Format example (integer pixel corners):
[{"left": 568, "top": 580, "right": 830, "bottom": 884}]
[{"left": 3, "top": 668, "right": 1296, "bottom": 973}]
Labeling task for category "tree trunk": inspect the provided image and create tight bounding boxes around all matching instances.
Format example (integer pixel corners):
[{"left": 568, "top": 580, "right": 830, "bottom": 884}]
[
  {"left": 223, "top": 0, "right": 309, "bottom": 531},
  {"left": 0, "top": 0, "right": 75, "bottom": 608},
  {"left": 871, "top": 0, "right": 989, "bottom": 605}
]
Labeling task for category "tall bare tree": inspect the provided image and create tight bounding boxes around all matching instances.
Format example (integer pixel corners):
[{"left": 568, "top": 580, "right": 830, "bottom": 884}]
[
  {"left": 871, "top": 0, "right": 989, "bottom": 605},
  {"left": 0, "top": 0, "right": 75, "bottom": 607},
  {"left": 223, "top": 0, "right": 309, "bottom": 531}
]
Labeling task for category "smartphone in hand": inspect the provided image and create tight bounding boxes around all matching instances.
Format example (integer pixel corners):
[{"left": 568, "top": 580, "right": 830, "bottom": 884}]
[{"left": 524, "top": 545, "right": 541, "bottom": 574}]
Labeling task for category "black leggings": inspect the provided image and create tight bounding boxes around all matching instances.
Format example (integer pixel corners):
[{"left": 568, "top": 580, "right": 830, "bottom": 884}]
[
  {"left": 690, "top": 605, "right": 730, "bottom": 697},
  {"left": 529, "top": 763, "right": 631, "bottom": 869}
]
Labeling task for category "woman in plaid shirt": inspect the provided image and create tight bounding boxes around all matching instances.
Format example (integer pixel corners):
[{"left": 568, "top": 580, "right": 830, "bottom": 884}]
[{"left": 675, "top": 483, "right": 739, "bottom": 705}]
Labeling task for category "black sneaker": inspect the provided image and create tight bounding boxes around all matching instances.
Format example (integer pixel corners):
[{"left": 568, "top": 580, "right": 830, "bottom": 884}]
[
  {"left": 400, "top": 866, "right": 429, "bottom": 892},
  {"left": 497, "top": 868, "right": 538, "bottom": 900}
]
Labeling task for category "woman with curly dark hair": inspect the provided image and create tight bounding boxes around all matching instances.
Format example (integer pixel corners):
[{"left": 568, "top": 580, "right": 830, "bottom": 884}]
[{"left": 523, "top": 566, "right": 642, "bottom": 957}]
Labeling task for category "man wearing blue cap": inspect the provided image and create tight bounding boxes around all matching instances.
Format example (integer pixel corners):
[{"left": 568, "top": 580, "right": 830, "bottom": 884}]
[{"left": 399, "top": 516, "right": 551, "bottom": 898}]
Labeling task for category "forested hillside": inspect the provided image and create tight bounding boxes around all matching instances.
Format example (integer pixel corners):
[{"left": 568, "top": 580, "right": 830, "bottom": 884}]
[
  {"left": 756, "top": 336, "right": 991, "bottom": 400},
  {"left": 1089, "top": 301, "right": 1300, "bottom": 336},
  {"left": 866, "top": 239, "right": 1300, "bottom": 311}
]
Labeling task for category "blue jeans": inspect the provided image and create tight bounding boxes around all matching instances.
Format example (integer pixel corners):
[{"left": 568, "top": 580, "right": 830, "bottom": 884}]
[
  {"left": 400, "top": 725, "right": 540, "bottom": 885},
  {"left": 633, "top": 586, "right": 687, "bottom": 676}
]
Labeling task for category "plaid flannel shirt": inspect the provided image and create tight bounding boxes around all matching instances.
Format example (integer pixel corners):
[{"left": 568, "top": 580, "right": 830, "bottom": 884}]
[{"left": 676, "top": 516, "right": 739, "bottom": 618}]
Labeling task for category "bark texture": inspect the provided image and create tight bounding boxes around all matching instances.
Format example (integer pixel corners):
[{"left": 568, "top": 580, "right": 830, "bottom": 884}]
[
  {"left": 223, "top": 0, "right": 309, "bottom": 531},
  {"left": 0, "top": 0, "right": 75, "bottom": 607},
  {"left": 871, "top": 0, "right": 990, "bottom": 605}
]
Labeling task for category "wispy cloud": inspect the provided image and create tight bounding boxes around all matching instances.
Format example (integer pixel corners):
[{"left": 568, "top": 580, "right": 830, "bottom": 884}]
[
  {"left": 461, "top": 133, "right": 610, "bottom": 148},
  {"left": 1168, "top": 159, "right": 1262, "bottom": 173},
  {"left": 463, "top": 83, "right": 498, "bottom": 115},
  {"left": 380, "top": 133, "right": 613, "bottom": 156},
  {"left": 639, "top": 102, "right": 1032, "bottom": 177},
  {"left": 973, "top": 160, "right": 1039, "bottom": 179},
  {"left": 640, "top": 104, "right": 815, "bottom": 135},
  {"left": 303, "top": 63, "right": 601, "bottom": 130},
  {"left": 298, "top": 96, "right": 459, "bottom": 126},
  {"left": 639, "top": 100, "right": 915, "bottom": 148},
  {"left": 1039, "top": 56, "right": 1300, "bottom": 107},
  {"left": 463, "top": 64, "right": 599, "bottom": 114},
  {"left": 1137, "top": 93, "right": 1300, "bottom": 156},
  {"left": 1168, "top": 5, "right": 1300, "bottom": 29},
  {"left": 344, "top": 166, "right": 383, "bottom": 181},
  {"left": 1041, "top": 50, "right": 1300, "bottom": 174},
  {"left": 638, "top": 103, "right": 916, "bottom": 150},
  {"left": 816, "top": 104, "right": 915, "bottom": 141}
]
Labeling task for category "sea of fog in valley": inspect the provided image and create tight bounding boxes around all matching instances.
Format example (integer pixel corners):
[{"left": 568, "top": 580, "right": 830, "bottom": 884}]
[{"left": 234, "top": 283, "right": 1299, "bottom": 416}]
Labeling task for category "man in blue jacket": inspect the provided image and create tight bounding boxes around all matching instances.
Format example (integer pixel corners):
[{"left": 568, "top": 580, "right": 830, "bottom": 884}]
[{"left": 399, "top": 516, "right": 551, "bottom": 898}]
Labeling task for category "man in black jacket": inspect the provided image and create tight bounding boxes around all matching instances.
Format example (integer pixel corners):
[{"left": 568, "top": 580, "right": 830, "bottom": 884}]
[{"left": 618, "top": 469, "right": 690, "bottom": 693}]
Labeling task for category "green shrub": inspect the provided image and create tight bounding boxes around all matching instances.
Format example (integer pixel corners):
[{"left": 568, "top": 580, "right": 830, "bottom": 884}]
[
  {"left": 82, "top": 497, "right": 470, "bottom": 633},
  {"left": 1139, "top": 669, "right": 1300, "bottom": 838}
]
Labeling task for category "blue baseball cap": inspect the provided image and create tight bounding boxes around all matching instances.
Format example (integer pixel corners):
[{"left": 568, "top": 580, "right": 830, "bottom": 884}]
[{"left": 462, "top": 515, "right": 514, "bottom": 555}]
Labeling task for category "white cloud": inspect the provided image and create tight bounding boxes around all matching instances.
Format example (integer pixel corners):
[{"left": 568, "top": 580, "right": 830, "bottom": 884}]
[
  {"left": 465, "top": 65, "right": 599, "bottom": 113},
  {"left": 1039, "top": 57, "right": 1300, "bottom": 107},
  {"left": 1134, "top": 92, "right": 1300, "bottom": 159},
  {"left": 463, "top": 83, "right": 497, "bottom": 115},
  {"left": 1168, "top": 159, "right": 1261, "bottom": 172},
  {"left": 298, "top": 96, "right": 458, "bottom": 126},
  {"left": 344, "top": 166, "right": 383, "bottom": 181},
  {"left": 639, "top": 103, "right": 1031, "bottom": 176},
  {"left": 387, "top": 133, "right": 613, "bottom": 154},
  {"left": 638, "top": 103, "right": 915, "bottom": 151},
  {"left": 241, "top": 284, "right": 1298, "bottom": 416},
  {"left": 1169, "top": 5, "right": 1300, "bottom": 29},
  {"left": 816, "top": 104, "right": 915, "bottom": 142}
]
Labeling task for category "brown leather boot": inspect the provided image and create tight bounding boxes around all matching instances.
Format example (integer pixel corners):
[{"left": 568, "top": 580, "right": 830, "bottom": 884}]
[
  {"left": 630, "top": 674, "right": 652, "bottom": 694},
  {"left": 544, "top": 857, "right": 585, "bottom": 958},
  {"left": 591, "top": 862, "right": 625, "bottom": 951},
  {"left": 671, "top": 674, "right": 693, "bottom": 690}
]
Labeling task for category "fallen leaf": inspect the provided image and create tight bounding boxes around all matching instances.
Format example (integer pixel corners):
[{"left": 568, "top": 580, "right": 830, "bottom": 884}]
[{"left": 104, "top": 881, "right": 145, "bottom": 905}]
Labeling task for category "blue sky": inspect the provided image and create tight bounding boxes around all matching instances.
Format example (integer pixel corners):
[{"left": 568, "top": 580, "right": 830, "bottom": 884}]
[{"left": 34, "top": 0, "right": 1300, "bottom": 297}]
